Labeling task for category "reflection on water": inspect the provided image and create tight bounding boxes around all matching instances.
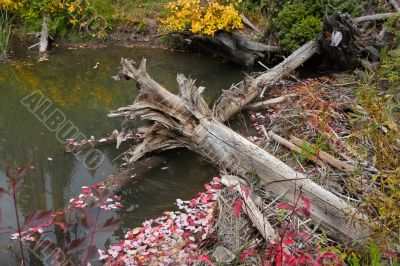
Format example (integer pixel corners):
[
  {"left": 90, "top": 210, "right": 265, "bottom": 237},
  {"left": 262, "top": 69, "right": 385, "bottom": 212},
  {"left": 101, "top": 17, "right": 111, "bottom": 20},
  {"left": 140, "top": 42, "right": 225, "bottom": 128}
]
[{"left": 0, "top": 46, "right": 243, "bottom": 264}]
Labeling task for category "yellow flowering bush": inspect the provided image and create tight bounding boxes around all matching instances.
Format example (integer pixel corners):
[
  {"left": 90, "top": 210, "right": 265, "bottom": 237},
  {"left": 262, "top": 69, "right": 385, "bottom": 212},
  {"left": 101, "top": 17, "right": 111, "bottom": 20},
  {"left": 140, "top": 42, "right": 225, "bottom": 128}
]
[{"left": 161, "top": 0, "right": 243, "bottom": 36}]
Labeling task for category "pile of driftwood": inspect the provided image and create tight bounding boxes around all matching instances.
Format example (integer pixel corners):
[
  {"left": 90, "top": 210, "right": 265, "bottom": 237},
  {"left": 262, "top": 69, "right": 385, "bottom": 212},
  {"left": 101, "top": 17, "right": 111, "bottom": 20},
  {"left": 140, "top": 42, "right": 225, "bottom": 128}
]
[{"left": 108, "top": 11, "right": 398, "bottom": 249}]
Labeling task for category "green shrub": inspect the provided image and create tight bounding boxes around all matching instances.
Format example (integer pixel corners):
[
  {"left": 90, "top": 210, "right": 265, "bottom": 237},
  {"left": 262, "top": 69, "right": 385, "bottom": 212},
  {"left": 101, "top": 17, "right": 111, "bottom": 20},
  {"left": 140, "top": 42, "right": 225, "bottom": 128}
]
[
  {"left": 0, "top": 10, "right": 12, "bottom": 58},
  {"left": 265, "top": 0, "right": 366, "bottom": 51}
]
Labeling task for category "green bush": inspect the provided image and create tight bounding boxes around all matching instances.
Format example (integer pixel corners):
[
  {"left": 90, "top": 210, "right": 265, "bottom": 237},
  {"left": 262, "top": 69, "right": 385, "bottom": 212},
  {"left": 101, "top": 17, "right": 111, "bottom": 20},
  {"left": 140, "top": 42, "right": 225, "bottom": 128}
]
[
  {"left": 265, "top": 0, "right": 366, "bottom": 51},
  {"left": 0, "top": 10, "right": 12, "bottom": 58}
]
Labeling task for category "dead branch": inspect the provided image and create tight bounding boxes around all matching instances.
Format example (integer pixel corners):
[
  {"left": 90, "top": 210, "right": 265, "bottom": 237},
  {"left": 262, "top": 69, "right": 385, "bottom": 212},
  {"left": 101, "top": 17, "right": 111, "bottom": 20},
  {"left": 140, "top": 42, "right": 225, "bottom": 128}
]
[
  {"left": 221, "top": 175, "right": 276, "bottom": 241},
  {"left": 289, "top": 136, "right": 356, "bottom": 173}
]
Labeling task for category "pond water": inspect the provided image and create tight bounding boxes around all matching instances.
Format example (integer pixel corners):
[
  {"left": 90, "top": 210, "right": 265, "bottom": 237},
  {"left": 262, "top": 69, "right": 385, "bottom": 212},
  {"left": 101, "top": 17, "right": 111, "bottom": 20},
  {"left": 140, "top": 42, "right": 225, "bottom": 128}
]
[{"left": 0, "top": 46, "right": 244, "bottom": 265}]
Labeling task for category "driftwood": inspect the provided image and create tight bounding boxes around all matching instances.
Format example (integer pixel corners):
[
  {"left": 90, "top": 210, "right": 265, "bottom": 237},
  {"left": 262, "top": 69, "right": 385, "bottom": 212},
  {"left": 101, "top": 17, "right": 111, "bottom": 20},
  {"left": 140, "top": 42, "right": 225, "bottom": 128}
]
[
  {"left": 221, "top": 175, "right": 276, "bottom": 241},
  {"left": 109, "top": 58, "right": 368, "bottom": 242},
  {"left": 186, "top": 31, "right": 280, "bottom": 67}
]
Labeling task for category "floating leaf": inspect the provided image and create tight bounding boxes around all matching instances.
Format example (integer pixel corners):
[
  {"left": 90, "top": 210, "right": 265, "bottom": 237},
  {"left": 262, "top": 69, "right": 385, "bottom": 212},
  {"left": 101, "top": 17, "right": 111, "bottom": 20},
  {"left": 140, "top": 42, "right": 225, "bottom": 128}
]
[{"left": 233, "top": 199, "right": 244, "bottom": 218}]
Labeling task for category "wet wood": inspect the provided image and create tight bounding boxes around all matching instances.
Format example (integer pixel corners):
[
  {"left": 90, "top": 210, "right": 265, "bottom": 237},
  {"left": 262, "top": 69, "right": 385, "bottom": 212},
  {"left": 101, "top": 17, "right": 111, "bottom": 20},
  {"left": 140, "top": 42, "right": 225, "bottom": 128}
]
[{"left": 109, "top": 58, "right": 368, "bottom": 242}]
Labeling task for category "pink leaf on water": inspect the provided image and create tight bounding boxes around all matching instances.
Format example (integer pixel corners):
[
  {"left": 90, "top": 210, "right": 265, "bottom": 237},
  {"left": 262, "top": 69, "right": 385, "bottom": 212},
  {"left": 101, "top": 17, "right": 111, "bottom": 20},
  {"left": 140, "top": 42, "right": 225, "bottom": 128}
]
[{"left": 233, "top": 199, "right": 244, "bottom": 218}]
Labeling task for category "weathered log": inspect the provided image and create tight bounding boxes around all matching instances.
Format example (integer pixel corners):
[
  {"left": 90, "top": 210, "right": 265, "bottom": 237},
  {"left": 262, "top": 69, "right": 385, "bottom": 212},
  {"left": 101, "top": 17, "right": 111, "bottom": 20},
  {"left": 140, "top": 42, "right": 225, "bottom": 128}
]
[
  {"left": 187, "top": 31, "right": 280, "bottom": 67},
  {"left": 268, "top": 131, "right": 325, "bottom": 167},
  {"left": 221, "top": 175, "right": 276, "bottom": 242},
  {"left": 353, "top": 12, "right": 400, "bottom": 24},
  {"left": 109, "top": 58, "right": 368, "bottom": 242},
  {"left": 389, "top": 0, "right": 400, "bottom": 12},
  {"left": 214, "top": 41, "right": 319, "bottom": 122},
  {"left": 38, "top": 14, "right": 49, "bottom": 62},
  {"left": 244, "top": 93, "right": 297, "bottom": 110},
  {"left": 241, "top": 15, "right": 261, "bottom": 33},
  {"left": 289, "top": 136, "right": 356, "bottom": 173}
]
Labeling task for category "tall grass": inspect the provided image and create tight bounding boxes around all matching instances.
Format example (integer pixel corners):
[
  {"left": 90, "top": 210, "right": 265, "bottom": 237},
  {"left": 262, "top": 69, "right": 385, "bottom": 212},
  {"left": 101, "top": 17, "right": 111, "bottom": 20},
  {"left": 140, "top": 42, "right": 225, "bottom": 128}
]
[{"left": 0, "top": 10, "right": 12, "bottom": 59}]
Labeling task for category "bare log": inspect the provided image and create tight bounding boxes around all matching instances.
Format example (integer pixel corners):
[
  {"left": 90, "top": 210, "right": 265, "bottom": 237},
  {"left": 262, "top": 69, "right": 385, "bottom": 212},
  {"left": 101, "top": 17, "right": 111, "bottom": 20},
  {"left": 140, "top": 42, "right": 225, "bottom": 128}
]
[
  {"left": 289, "top": 136, "right": 356, "bottom": 173},
  {"left": 221, "top": 175, "right": 276, "bottom": 241},
  {"left": 389, "top": 0, "right": 400, "bottom": 12},
  {"left": 244, "top": 93, "right": 297, "bottom": 110},
  {"left": 268, "top": 131, "right": 325, "bottom": 167},
  {"left": 241, "top": 15, "right": 261, "bottom": 33},
  {"left": 110, "top": 58, "right": 368, "bottom": 242},
  {"left": 353, "top": 12, "right": 400, "bottom": 24},
  {"left": 38, "top": 14, "right": 49, "bottom": 62},
  {"left": 214, "top": 41, "right": 319, "bottom": 122}
]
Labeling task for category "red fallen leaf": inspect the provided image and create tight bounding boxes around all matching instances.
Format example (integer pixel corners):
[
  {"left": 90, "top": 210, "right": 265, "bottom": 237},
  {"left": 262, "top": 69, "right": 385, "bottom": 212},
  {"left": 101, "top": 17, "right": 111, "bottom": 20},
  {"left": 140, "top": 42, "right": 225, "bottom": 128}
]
[
  {"left": 240, "top": 184, "right": 250, "bottom": 198},
  {"left": 233, "top": 199, "right": 244, "bottom": 218},
  {"left": 282, "top": 238, "right": 295, "bottom": 245},
  {"left": 198, "top": 254, "right": 213, "bottom": 265},
  {"left": 240, "top": 247, "right": 256, "bottom": 261},
  {"left": 297, "top": 207, "right": 311, "bottom": 218},
  {"left": 24, "top": 209, "right": 53, "bottom": 229},
  {"left": 321, "top": 252, "right": 337, "bottom": 259},
  {"left": 301, "top": 195, "right": 310, "bottom": 210},
  {"left": 212, "top": 177, "right": 221, "bottom": 183},
  {"left": 97, "top": 217, "right": 121, "bottom": 232},
  {"left": 276, "top": 202, "right": 293, "bottom": 210},
  {"left": 201, "top": 193, "right": 213, "bottom": 204}
]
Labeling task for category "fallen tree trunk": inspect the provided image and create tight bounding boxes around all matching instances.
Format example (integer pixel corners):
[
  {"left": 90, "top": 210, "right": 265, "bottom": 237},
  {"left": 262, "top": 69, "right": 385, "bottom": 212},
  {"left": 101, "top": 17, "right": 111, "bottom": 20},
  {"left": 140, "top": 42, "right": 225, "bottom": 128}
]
[
  {"left": 109, "top": 58, "right": 368, "bottom": 242},
  {"left": 185, "top": 31, "right": 280, "bottom": 67}
]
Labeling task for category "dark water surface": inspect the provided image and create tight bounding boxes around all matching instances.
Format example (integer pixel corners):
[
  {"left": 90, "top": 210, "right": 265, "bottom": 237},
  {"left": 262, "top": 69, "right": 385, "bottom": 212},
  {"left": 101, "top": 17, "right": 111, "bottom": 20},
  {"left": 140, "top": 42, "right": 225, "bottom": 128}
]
[{"left": 0, "top": 46, "right": 243, "bottom": 265}]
